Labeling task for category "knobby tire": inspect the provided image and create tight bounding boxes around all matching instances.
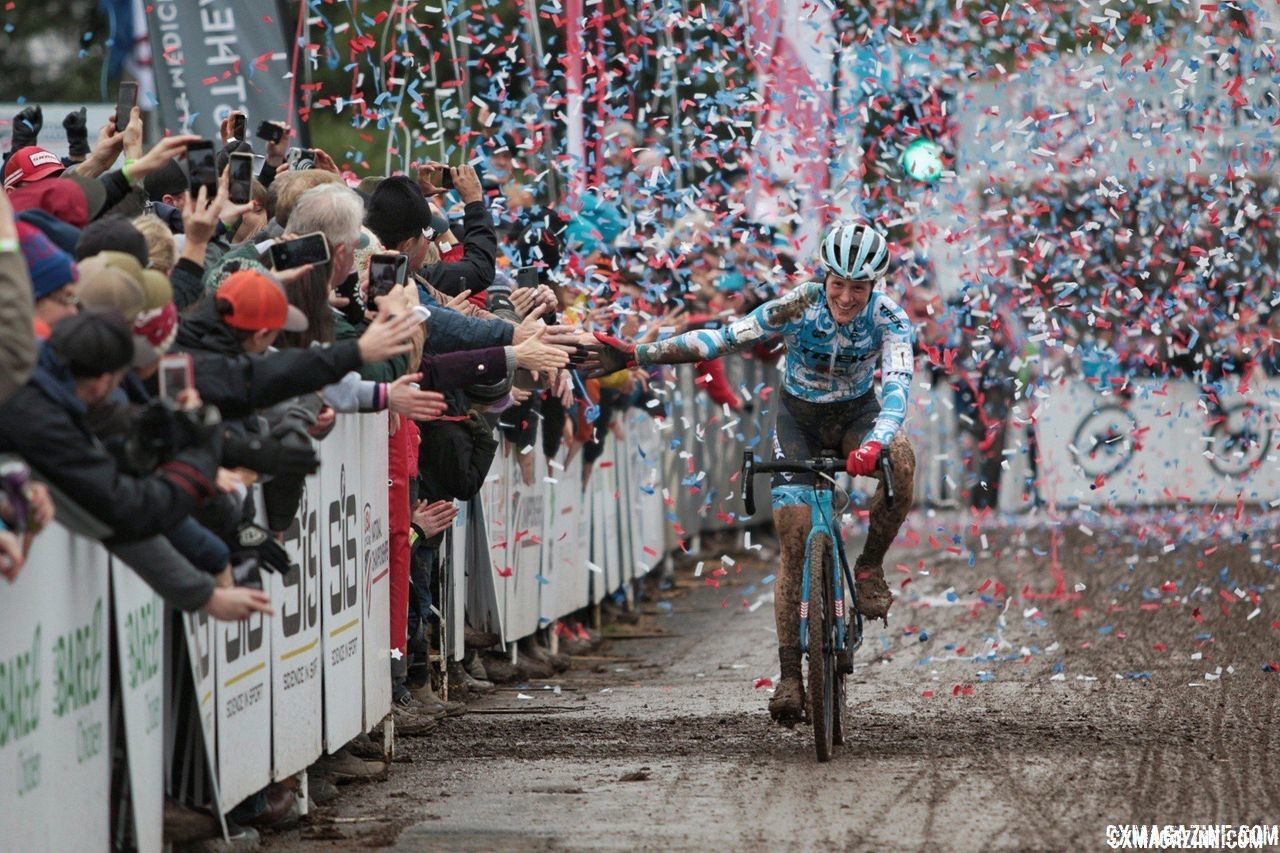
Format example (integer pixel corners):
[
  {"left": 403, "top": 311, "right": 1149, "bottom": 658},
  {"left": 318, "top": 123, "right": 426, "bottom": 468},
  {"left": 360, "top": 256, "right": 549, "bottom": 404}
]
[{"left": 808, "top": 535, "right": 835, "bottom": 762}]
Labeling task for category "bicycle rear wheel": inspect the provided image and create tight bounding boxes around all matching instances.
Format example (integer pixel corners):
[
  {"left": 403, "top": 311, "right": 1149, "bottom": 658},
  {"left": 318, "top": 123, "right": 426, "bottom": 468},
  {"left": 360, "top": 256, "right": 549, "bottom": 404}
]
[{"left": 807, "top": 535, "right": 835, "bottom": 763}]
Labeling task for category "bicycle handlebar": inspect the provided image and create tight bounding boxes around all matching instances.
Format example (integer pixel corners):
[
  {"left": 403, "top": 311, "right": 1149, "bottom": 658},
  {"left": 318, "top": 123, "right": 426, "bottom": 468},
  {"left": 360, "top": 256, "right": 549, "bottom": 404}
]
[{"left": 740, "top": 449, "right": 895, "bottom": 517}]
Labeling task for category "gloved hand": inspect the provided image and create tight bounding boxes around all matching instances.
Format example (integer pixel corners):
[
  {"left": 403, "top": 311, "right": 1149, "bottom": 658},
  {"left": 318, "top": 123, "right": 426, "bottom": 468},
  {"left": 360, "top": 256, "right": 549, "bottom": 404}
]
[
  {"left": 222, "top": 433, "right": 320, "bottom": 476},
  {"left": 10, "top": 105, "right": 42, "bottom": 151},
  {"left": 63, "top": 108, "right": 89, "bottom": 158},
  {"left": 234, "top": 523, "right": 291, "bottom": 574},
  {"left": 845, "top": 441, "right": 883, "bottom": 477},
  {"left": 172, "top": 405, "right": 224, "bottom": 457},
  {"left": 581, "top": 332, "right": 636, "bottom": 378}
]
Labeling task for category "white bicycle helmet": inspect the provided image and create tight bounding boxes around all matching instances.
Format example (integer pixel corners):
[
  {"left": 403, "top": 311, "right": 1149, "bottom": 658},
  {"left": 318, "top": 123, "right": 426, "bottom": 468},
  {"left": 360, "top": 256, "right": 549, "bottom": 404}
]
[{"left": 820, "top": 221, "right": 890, "bottom": 281}]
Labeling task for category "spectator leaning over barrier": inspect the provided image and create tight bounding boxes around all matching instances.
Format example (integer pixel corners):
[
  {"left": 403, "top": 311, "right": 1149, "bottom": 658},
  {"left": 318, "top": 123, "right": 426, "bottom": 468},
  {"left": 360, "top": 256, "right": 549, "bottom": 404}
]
[
  {"left": 0, "top": 311, "right": 274, "bottom": 618},
  {"left": 174, "top": 265, "right": 420, "bottom": 419}
]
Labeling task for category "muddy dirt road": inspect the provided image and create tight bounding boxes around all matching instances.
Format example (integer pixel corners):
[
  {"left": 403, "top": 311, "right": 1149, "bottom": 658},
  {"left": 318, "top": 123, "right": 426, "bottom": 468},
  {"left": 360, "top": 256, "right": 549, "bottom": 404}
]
[{"left": 267, "top": 512, "right": 1280, "bottom": 851}]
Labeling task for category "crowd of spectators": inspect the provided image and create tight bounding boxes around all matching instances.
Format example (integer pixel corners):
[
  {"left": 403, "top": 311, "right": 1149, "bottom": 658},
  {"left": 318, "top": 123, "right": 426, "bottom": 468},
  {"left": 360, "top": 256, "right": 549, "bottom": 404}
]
[{"left": 0, "top": 98, "right": 809, "bottom": 837}]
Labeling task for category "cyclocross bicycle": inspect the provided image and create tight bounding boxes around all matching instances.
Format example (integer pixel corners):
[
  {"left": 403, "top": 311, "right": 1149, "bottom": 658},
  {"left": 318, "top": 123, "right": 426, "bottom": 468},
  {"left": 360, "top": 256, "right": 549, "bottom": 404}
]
[{"left": 740, "top": 449, "right": 894, "bottom": 762}]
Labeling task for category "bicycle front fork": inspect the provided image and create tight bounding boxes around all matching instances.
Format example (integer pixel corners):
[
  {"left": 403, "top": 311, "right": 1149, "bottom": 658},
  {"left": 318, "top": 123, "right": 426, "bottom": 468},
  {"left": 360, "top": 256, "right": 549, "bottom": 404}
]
[{"left": 798, "top": 529, "right": 845, "bottom": 656}]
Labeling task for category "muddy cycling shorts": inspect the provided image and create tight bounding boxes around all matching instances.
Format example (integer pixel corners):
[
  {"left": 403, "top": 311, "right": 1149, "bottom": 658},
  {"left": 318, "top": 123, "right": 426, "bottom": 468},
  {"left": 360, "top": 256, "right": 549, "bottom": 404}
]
[{"left": 770, "top": 388, "right": 880, "bottom": 497}]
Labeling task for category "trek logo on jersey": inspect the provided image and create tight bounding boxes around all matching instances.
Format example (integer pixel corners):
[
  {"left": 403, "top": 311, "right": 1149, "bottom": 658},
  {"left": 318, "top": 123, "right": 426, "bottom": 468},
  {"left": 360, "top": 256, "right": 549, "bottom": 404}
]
[{"left": 877, "top": 303, "right": 906, "bottom": 330}]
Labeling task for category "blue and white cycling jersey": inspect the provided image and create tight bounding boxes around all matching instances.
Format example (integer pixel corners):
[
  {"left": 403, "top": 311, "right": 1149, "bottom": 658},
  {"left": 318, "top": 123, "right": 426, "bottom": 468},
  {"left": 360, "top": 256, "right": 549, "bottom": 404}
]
[{"left": 635, "top": 281, "right": 915, "bottom": 444}]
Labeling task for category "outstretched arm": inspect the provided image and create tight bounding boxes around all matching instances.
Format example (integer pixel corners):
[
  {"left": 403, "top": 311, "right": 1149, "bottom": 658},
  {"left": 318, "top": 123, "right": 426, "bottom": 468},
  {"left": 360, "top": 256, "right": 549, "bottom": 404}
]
[{"left": 585, "top": 283, "right": 818, "bottom": 375}]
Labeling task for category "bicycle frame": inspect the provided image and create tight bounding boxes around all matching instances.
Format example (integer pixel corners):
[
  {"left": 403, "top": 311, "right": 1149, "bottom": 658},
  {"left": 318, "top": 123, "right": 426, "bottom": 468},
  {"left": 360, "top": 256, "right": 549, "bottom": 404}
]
[
  {"left": 740, "top": 451, "right": 873, "bottom": 659},
  {"left": 796, "top": 483, "right": 863, "bottom": 656}
]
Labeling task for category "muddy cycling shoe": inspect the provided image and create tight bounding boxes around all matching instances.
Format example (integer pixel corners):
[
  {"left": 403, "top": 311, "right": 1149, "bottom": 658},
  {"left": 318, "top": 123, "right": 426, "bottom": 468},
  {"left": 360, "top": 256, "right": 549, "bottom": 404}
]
[
  {"left": 769, "top": 646, "right": 806, "bottom": 726},
  {"left": 768, "top": 676, "right": 806, "bottom": 726},
  {"left": 854, "top": 562, "right": 892, "bottom": 622}
]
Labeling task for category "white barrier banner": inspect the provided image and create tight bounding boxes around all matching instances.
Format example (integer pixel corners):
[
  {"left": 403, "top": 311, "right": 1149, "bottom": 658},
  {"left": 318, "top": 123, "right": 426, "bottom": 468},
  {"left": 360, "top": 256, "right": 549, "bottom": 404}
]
[
  {"left": 320, "top": 417, "right": 365, "bottom": 748},
  {"left": 601, "top": 444, "right": 624, "bottom": 592},
  {"left": 1036, "top": 378, "right": 1280, "bottom": 506},
  {"left": 482, "top": 452, "right": 514, "bottom": 640},
  {"left": 446, "top": 503, "right": 467, "bottom": 660},
  {"left": 588, "top": 460, "right": 609, "bottom": 603},
  {"left": 508, "top": 464, "right": 543, "bottom": 640},
  {"left": 215, "top": 607, "right": 270, "bottom": 811},
  {"left": 630, "top": 417, "right": 665, "bottom": 574},
  {"left": 359, "top": 413, "right": 392, "bottom": 729},
  {"left": 183, "top": 611, "right": 217, "bottom": 780},
  {"left": 112, "top": 561, "right": 165, "bottom": 853},
  {"left": 0, "top": 531, "right": 110, "bottom": 849},
  {"left": 271, "top": 475, "right": 323, "bottom": 779},
  {"left": 541, "top": 451, "right": 588, "bottom": 624}
]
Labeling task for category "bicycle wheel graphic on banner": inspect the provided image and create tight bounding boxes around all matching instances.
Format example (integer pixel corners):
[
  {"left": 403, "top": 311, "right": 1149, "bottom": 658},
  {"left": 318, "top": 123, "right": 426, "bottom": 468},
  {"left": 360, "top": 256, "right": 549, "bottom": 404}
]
[
  {"left": 1070, "top": 404, "right": 1139, "bottom": 477},
  {"left": 1206, "top": 403, "right": 1273, "bottom": 479}
]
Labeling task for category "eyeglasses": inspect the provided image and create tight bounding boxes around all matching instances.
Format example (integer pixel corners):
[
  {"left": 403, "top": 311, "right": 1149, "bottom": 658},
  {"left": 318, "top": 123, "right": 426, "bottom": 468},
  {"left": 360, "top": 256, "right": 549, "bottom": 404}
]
[{"left": 52, "top": 292, "right": 80, "bottom": 307}]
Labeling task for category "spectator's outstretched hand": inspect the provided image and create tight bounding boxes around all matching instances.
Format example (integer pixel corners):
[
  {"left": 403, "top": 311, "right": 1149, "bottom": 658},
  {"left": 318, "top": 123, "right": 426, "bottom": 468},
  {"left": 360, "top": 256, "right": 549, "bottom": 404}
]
[
  {"left": 202, "top": 586, "right": 274, "bottom": 621},
  {"left": 10, "top": 105, "right": 41, "bottom": 150},
  {"left": 122, "top": 106, "right": 144, "bottom": 161},
  {"left": 413, "top": 161, "right": 450, "bottom": 197},
  {"left": 357, "top": 309, "right": 419, "bottom": 364},
  {"left": 63, "top": 108, "right": 89, "bottom": 159},
  {"left": 580, "top": 332, "right": 638, "bottom": 378},
  {"left": 263, "top": 123, "right": 291, "bottom": 167},
  {"left": 130, "top": 134, "right": 203, "bottom": 182},
  {"left": 513, "top": 325, "right": 573, "bottom": 373},
  {"left": 509, "top": 286, "right": 539, "bottom": 319},
  {"left": 182, "top": 184, "right": 224, "bottom": 250},
  {"left": 387, "top": 373, "right": 448, "bottom": 420},
  {"left": 452, "top": 165, "right": 483, "bottom": 204},
  {"left": 412, "top": 500, "right": 457, "bottom": 538},
  {"left": 312, "top": 147, "right": 340, "bottom": 174}
]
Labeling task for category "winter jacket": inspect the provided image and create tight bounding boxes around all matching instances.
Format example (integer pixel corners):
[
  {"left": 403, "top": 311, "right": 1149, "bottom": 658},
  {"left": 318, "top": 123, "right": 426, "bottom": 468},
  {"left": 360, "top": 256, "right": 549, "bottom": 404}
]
[
  {"left": 422, "top": 200, "right": 497, "bottom": 296},
  {"left": 415, "top": 279, "right": 515, "bottom": 354},
  {"left": 333, "top": 311, "right": 410, "bottom": 384},
  {"left": 0, "top": 344, "right": 220, "bottom": 543},
  {"left": 173, "top": 297, "right": 364, "bottom": 419},
  {"left": 417, "top": 410, "right": 498, "bottom": 549},
  {"left": 0, "top": 250, "right": 36, "bottom": 408},
  {"left": 171, "top": 258, "right": 207, "bottom": 312}
]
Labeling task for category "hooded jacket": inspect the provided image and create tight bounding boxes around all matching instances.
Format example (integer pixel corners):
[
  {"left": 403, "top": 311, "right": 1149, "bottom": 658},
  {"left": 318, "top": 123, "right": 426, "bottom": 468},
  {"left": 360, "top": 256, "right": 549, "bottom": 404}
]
[
  {"left": 0, "top": 344, "right": 219, "bottom": 542},
  {"left": 422, "top": 200, "right": 497, "bottom": 296}
]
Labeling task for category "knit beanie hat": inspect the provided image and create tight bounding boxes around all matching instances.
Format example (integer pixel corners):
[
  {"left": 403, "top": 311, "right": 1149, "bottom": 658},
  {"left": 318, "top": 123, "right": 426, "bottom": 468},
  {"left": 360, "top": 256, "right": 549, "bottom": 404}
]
[{"left": 17, "top": 221, "right": 78, "bottom": 300}]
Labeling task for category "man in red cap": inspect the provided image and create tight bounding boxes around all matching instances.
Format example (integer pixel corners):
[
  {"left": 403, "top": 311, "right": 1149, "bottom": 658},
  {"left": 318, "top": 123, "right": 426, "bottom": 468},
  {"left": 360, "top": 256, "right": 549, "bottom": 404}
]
[
  {"left": 3, "top": 146, "right": 65, "bottom": 191},
  {"left": 173, "top": 268, "right": 422, "bottom": 418}
]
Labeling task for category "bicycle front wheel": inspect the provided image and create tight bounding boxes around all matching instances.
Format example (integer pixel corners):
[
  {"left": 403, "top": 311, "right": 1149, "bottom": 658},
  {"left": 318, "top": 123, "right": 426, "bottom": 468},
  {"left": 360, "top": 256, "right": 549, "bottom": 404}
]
[{"left": 807, "top": 534, "right": 835, "bottom": 763}]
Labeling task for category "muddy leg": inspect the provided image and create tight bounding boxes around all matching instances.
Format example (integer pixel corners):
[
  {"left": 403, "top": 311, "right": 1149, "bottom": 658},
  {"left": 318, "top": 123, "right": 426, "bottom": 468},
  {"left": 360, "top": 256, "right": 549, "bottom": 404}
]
[
  {"left": 854, "top": 434, "right": 916, "bottom": 619},
  {"left": 768, "top": 501, "right": 809, "bottom": 723}
]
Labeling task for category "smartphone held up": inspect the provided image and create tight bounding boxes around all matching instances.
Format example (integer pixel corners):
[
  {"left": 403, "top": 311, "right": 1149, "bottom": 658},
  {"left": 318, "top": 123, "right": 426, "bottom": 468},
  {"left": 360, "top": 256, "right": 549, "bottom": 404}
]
[
  {"left": 228, "top": 152, "right": 254, "bottom": 205},
  {"left": 270, "top": 232, "right": 330, "bottom": 271},
  {"left": 185, "top": 140, "right": 218, "bottom": 198},
  {"left": 367, "top": 253, "right": 409, "bottom": 300},
  {"left": 158, "top": 353, "right": 194, "bottom": 407},
  {"left": 115, "top": 81, "right": 138, "bottom": 130}
]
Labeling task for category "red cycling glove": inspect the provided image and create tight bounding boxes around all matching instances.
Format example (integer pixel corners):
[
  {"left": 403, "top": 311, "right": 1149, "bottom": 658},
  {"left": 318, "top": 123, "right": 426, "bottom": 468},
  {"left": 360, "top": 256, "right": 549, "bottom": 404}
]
[
  {"left": 588, "top": 332, "right": 638, "bottom": 374},
  {"left": 845, "top": 441, "right": 882, "bottom": 477}
]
